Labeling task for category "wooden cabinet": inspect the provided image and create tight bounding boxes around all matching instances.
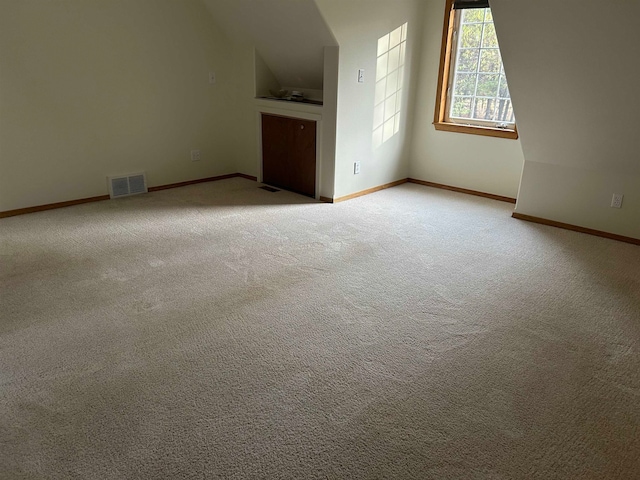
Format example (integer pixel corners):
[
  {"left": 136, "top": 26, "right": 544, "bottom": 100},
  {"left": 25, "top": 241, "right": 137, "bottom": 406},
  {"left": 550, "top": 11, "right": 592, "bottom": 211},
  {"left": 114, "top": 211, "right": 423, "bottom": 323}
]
[{"left": 261, "top": 113, "right": 316, "bottom": 198}]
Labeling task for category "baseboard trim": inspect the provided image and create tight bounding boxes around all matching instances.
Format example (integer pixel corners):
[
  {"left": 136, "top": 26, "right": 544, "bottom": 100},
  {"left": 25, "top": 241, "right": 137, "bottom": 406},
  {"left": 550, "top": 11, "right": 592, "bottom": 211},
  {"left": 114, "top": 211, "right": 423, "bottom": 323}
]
[
  {"left": 407, "top": 178, "right": 517, "bottom": 204},
  {"left": 0, "top": 195, "right": 112, "bottom": 218},
  {"left": 333, "top": 179, "right": 408, "bottom": 203},
  {"left": 235, "top": 173, "right": 258, "bottom": 182},
  {"left": 512, "top": 212, "right": 640, "bottom": 246},
  {"left": 148, "top": 173, "right": 239, "bottom": 192},
  {"left": 0, "top": 173, "right": 258, "bottom": 218}
]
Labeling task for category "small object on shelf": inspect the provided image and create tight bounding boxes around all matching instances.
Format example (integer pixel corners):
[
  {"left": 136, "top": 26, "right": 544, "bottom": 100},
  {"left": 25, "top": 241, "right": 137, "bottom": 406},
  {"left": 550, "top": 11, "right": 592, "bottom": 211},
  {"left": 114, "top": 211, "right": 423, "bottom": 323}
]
[
  {"left": 291, "top": 90, "right": 304, "bottom": 101},
  {"left": 269, "top": 89, "right": 289, "bottom": 99}
]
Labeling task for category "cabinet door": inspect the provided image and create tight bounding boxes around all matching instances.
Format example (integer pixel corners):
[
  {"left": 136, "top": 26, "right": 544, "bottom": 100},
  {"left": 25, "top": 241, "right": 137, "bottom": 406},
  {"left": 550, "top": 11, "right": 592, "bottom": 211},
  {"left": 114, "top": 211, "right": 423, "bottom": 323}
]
[{"left": 262, "top": 114, "right": 316, "bottom": 198}]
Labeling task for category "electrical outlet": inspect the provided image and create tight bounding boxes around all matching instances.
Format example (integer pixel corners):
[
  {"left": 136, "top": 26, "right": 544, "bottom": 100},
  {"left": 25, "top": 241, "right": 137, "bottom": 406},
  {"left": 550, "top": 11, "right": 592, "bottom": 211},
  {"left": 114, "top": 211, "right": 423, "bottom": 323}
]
[
  {"left": 209, "top": 72, "right": 216, "bottom": 84},
  {"left": 611, "top": 193, "right": 623, "bottom": 208},
  {"left": 357, "top": 69, "right": 365, "bottom": 83},
  {"left": 191, "top": 150, "right": 201, "bottom": 162},
  {"left": 354, "top": 161, "right": 361, "bottom": 175}
]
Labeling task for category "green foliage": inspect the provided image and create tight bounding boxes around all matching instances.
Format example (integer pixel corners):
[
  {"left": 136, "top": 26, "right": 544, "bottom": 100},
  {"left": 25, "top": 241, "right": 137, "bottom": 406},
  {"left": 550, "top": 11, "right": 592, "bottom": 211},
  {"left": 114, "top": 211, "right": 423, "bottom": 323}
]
[
  {"left": 454, "top": 73, "right": 476, "bottom": 96},
  {"left": 482, "top": 23, "right": 499, "bottom": 48},
  {"left": 479, "top": 49, "right": 501, "bottom": 73},
  {"left": 476, "top": 74, "right": 499, "bottom": 97},
  {"left": 452, "top": 97, "right": 473, "bottom": 118},
  {"left": 460, "top": 24, "right": 482, "bottom": 48},
  {"left": 457, "top": 49, "right": 479, "bottom": 72},
  {"left": 450, "top": 7, "right": 514, "bottom": 123},
  {"left": 462, "top": 8, "right": 484, "bottom": 24}
]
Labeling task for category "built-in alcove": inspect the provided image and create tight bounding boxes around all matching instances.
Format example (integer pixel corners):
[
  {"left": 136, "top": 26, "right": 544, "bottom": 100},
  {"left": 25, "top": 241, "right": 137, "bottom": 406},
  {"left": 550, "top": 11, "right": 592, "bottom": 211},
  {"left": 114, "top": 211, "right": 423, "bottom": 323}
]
[
  {"left": 254, "top": 50, "right": 324, "bottom": 105},
  {"left": 254, "top": 45, "right": 339, "bottom": 201}
]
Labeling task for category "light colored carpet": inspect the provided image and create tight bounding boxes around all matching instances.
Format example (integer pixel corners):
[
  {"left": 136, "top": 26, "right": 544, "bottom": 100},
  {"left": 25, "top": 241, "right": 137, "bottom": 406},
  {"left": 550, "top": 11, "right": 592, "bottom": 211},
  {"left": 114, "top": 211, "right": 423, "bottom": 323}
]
[{"left": 1, "top": 178, "right": 639, "bottom": 479}]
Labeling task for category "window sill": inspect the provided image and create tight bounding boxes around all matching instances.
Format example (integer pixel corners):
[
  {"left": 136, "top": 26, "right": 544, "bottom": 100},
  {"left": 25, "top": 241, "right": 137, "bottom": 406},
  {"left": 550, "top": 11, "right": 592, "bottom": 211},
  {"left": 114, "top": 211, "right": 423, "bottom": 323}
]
[{"left": 433, "top": 122, "right": 518, "bottom": 140}]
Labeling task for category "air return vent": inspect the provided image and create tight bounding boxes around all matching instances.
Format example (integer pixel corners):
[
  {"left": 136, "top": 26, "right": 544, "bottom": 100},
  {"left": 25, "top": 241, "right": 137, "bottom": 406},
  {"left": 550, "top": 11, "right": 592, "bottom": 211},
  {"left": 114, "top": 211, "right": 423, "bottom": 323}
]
[{"left": 107, "top": 173, "right": 148, "bottom": 199}]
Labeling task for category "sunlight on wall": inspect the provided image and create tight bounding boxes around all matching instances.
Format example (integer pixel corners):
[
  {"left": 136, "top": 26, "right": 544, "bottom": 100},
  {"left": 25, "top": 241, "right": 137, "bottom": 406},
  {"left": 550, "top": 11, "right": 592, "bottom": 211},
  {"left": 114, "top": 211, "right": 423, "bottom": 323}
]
[{"left": 373, "top": 23, "right": 407, "bottom": 149}]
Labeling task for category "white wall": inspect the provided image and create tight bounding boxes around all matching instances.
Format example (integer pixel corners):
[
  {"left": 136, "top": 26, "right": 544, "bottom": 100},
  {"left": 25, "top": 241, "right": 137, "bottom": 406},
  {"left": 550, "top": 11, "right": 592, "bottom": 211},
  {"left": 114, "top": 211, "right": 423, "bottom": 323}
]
[
  {"left": 409, "top": 0, "right": 524, "bottom": 199},
  {"left": 202, "top": 0, "right": 337, "bottom": 91},
  {"left": 0, "top": 0, "right": 252, "bottom": 212},
  {"left": 316, "top": 0, "right": 425, "bottom": 199},
  {"left": 491, "top": 0, "right": 640, "bottom": 238},
  {"left": 254, "top": 51, "right": 281, "bottom": 99}
]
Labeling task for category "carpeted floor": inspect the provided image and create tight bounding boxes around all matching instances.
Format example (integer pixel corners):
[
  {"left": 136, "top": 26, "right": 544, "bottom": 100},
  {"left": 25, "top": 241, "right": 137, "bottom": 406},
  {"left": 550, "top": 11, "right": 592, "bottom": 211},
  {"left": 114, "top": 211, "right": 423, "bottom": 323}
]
[{"left": 1, "top": 178, "right": 639, "bottom": 479}]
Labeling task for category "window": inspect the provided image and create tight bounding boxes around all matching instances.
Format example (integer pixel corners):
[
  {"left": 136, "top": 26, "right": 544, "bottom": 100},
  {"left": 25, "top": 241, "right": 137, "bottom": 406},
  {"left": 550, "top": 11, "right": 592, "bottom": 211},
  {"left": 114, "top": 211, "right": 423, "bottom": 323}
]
[{"left": 434, "top": 0, "right": 517, "bottom": 139}]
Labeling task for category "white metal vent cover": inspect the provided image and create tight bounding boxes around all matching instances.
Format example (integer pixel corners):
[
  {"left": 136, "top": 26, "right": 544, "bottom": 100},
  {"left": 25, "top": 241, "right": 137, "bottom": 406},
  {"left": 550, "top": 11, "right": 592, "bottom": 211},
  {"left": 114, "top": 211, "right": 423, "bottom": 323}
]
[{"left": 107, "top": 172, "right": 148, "bottom": 199}]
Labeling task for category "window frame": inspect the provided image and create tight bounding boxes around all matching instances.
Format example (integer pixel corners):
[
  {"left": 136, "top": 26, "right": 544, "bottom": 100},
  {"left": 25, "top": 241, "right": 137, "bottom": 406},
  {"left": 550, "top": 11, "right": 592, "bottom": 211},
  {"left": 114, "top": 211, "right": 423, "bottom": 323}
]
[{"left": 433, "top": 0, "right": 518, "bottom": 140}]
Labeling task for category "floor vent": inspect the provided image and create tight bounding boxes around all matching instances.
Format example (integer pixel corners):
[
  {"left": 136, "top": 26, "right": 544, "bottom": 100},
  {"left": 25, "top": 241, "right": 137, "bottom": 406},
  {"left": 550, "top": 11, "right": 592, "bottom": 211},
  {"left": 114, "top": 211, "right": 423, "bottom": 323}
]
[
  {"left": 108, "top": 173, "right": 148, "bottom": 199},
  {"left": 259, "top": 186, "right": 280, "bottom": 192}
]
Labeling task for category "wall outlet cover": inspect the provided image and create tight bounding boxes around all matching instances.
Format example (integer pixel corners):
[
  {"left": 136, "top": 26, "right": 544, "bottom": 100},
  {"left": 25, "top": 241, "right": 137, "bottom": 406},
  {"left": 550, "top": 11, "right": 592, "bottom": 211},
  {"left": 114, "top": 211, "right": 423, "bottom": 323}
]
[
  {"left": 209, "top": 72, "right": 216, "bottom": 84},
  {"left": 611, "top": 193, "right": 623, "bottom": 208},
  {"left": 191, "top": 150, "right": 201, "bottom": 162}
]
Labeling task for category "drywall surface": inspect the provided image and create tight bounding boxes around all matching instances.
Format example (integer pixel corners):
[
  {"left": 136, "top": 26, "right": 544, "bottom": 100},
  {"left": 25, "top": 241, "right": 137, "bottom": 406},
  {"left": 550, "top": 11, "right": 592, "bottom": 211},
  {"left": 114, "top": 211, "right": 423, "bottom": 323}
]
[
  {"left": 255, "top": 51, "right": 281, "bottom": 98},
  {"left": 316, "top": 0, "right": 425, "bottom": 199},
  {"left": 491, "top": 0, "right": 640, "bottom": 238},
  {"left": 0, "top": 0, "right": 251, "bottom": 212},
  {"left": 409, "top": 0, "right": 524, "bottom": 199},
  {"left": 202, "top": 0, "right": 337, "bottom": 91},
  {"left": 320, "top": 46, "right": 339, "bottom": 199},
  {"left": 516, "top": 162, "right": 640, "bottom": 239}
]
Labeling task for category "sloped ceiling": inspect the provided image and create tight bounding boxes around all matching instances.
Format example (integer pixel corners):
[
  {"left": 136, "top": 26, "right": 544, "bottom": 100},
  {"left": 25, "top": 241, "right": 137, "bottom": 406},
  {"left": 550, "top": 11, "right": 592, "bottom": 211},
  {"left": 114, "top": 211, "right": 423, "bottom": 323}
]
[
  {"left": 491, "top": 0, "right": 640, "bottom": 174},
  {"left": 201, "top": 0, "right": 337, "bottom": 90}
]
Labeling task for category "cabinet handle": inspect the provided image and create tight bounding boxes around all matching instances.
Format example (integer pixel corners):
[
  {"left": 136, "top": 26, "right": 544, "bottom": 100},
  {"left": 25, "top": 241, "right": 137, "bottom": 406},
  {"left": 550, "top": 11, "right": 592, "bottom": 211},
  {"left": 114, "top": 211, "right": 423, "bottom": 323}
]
[{"left": 300, "top": 125, "right": 304, "bottom": 130}]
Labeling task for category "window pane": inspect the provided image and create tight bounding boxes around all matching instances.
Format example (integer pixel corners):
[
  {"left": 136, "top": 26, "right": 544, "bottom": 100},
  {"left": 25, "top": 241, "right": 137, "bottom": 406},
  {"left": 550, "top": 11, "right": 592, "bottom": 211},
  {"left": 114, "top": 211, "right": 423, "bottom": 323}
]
[
  {"left": 495, "top": 99, "right": 515, "bottom": 123},
  {"left": 451, "top": 96, "right": 473, "bottom": 118},
  {"left": 482, "top": 23, "right": 498, "bottom": 48},
  {"left": 458, "top": 49, "right": 480, "bottom": 72},
  {"left": 476, "top": 73, "right": 499, "bottom": 97},
  {"left": 454, "top": 73, "right": 476, "bottom": 96},
  {"left": 460, "top": 24, "right": 482, "bottom": 48},
  {"left": 473, "top": 97, "right": 497, "bottom": 120},
  {"left": 479, "top": 49, "right": 501, "bottom": 73},
  {"left": 463, "top": 8, "right": 484, "bottom": 24},
  {"left": 498, "top": 75, "right": 510, "bottom": 98}
]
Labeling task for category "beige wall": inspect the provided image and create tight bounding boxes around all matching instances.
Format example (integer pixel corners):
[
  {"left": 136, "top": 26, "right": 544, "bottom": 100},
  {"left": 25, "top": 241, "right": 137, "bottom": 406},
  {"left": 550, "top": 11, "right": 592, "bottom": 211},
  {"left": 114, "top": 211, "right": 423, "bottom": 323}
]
[
  {"left": 0, "top": 0, "right": 253, "bottom": 212},
  {"left": 316, "top": 0, "right": 425, "bottom": 199},
  {"left": 491, "top": 0, "right": 640, "bottom": 238},
  {"left": 409, "top": 0, "right": 524, "bottom": 199},
  {"left": 202, "top": 0, "right": 337, "bottom": 91}
]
